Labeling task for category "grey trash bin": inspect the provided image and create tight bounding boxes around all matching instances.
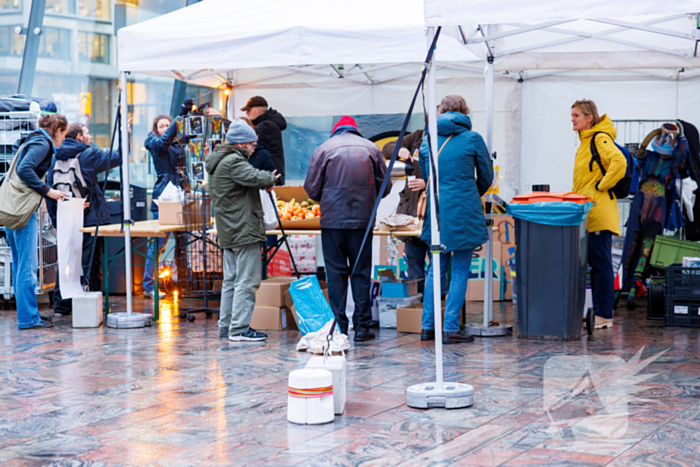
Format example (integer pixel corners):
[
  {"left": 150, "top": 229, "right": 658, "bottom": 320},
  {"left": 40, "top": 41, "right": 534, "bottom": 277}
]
[{"left": 510, "top": 201, "right": 590, "bottom": 340}]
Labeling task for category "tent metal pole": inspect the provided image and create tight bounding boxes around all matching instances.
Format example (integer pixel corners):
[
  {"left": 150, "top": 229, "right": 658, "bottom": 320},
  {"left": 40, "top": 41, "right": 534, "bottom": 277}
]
[
  {"left": 106, "top": 72, "right": 151, "bottom": 328},
  {"left": 483, "top": 58, "right": 494, "bottom": 327},
  {"left": 121, "top": 72, "right": 133, "bottom": 318},
  {"left": 426, "top": 26, "right": 444, "bottom": 390},
  {"left": 406, "top": 28, "right": 474, "bottom": 410}
]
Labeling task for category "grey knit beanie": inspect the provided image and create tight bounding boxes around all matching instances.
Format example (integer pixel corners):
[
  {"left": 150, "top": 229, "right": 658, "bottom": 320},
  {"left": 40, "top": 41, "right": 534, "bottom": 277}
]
[{"left": 226, "top": 119, "right": 258, "bottom": 144}]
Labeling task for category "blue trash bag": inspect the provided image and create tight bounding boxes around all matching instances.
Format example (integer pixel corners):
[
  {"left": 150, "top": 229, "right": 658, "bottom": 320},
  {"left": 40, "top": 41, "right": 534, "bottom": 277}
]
[
  {"left": 288, "top": 276, "right": 337, "bottom": 335},
  {"left": 506, "top": 201, "right": 593, "bottom": 227}
]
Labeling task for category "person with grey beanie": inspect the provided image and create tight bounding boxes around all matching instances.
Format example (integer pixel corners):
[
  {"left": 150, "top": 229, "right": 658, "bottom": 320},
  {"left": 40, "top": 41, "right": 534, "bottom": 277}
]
[{"left": 206, "top": 118, "right": 280, "bottom": 341}]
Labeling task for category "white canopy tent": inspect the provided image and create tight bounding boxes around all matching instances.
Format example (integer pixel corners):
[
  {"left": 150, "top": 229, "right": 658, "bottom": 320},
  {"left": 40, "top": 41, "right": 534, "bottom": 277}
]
[{"left": 116, "top": 0, "right": 700, "bottom": 339}]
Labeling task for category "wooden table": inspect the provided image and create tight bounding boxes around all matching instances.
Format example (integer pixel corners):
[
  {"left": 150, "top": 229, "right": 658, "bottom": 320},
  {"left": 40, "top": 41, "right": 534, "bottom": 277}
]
[
  {"left": 80, "top": 220, "right": 188, "bottom": 320},
  {"left": 80, "top": 219, "right": 185, "bottom": 238}
]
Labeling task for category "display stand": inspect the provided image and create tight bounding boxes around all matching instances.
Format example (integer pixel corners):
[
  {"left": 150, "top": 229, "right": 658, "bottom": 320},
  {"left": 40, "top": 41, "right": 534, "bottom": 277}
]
[{"left": 179, "top": 184, "right": 219, "bottom": 322}]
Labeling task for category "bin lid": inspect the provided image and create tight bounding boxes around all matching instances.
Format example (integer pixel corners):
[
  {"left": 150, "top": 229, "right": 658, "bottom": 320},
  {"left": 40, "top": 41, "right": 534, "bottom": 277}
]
[
  {"left": 510, "top": 192, "right": 591, "bottom": 204},
  {"left": 506, "top": 200, "right": 593, "bottom": 227}
]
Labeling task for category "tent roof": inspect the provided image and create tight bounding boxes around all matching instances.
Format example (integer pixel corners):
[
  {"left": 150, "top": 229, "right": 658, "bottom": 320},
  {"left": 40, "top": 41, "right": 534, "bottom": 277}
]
[
  {"left": 117, "top": 0, "right": 480, "bottom": 83},
  {"left": 118, "top": 0, "right": 700, "bottom": 85}
]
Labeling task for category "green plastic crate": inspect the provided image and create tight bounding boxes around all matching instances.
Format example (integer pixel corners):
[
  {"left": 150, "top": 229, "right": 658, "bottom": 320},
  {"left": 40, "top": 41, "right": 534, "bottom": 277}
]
[{"left": 649, "top": 236, "right": 700, "bottom": 269}]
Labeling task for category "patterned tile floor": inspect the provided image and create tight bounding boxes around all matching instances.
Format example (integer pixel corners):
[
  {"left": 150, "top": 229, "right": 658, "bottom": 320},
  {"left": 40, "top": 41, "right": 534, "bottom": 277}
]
[{"left": 0, "top": 293, "right": 699, "bottom": 466}]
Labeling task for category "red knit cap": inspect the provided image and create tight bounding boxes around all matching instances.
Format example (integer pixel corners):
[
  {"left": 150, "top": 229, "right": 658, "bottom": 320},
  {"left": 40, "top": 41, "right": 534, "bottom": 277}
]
[{"left": 332, "top": 116, "right": 358, "bottom": 134}]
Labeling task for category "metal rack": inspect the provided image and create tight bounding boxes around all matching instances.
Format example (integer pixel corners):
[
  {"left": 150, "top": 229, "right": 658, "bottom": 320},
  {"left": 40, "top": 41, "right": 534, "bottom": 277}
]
[
  {"left": 0, "top": 111, "right": 57, "bottom": 307},
  {"left": 0, "top": 204, "right": 58, "bottom": 306}
]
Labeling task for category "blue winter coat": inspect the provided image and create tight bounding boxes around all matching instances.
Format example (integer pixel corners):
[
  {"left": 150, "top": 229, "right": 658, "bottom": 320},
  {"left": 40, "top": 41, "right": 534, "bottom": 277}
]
[
  {"left": 419, "top": 112, "right": 493, "bottom": 252},
  {"left": 248, "top": 142, "right": 276, "bottom": 173},
  {"left": 46, "top": 138, "right": 121, "bottom": 228},
  {"left": 146, "top": 119, "right": 187, "bottom": 212},
  {"left": 0, "top": 129, "right": 55, "bottom": 196}
]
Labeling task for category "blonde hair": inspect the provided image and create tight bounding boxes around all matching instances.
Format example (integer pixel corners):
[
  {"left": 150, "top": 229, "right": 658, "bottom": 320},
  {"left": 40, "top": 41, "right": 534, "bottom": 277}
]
[{"left": 571, "top": 99, "right": 600, "bottom": 127}]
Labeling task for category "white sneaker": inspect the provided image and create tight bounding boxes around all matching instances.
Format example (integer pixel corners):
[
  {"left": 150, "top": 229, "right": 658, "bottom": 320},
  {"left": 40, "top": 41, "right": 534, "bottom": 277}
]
[
  {"left": 594, "top": 317, "right": 613, "bottom": 329},
  {"left": 143, "top": 290, "right": 166, "bottom": 299}
]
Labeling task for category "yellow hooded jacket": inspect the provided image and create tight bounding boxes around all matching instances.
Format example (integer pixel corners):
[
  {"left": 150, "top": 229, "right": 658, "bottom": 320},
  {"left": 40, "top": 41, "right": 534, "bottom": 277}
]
[{"left": 572, "top": 114, "right": 627, "bottom": 235}]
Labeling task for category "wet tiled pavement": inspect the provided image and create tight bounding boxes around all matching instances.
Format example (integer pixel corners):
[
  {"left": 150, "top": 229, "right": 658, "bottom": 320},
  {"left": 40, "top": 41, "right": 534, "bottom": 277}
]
[{"left": 1, "top": 294, "right": 699, "bottom": 466}]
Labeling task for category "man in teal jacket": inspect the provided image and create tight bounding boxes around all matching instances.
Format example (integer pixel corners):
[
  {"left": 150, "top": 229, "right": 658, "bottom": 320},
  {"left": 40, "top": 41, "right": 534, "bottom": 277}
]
[{"left": 206, "top": 119, "right": 279, "bottom": 341}]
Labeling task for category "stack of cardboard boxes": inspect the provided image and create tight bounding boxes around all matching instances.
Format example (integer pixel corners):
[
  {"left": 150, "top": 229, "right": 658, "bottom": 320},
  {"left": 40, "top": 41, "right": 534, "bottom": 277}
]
[
  {"left": 252, "top": 277, "right": 297, "bottom": 330},
  {"left": 465, "top": 215, "right": 515, "bottom": 302}
]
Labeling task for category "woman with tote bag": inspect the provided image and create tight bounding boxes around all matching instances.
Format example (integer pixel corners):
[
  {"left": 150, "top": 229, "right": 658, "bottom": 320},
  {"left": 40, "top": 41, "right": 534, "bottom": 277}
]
[{"left": 0, "top": 114, "right": 68, "bottom": 329}]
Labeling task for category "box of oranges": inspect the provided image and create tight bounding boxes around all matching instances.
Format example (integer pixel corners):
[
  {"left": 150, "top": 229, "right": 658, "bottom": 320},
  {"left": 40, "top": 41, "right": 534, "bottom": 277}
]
[{"left": 274, "top": 186, "right": 321, "bottom": 230}]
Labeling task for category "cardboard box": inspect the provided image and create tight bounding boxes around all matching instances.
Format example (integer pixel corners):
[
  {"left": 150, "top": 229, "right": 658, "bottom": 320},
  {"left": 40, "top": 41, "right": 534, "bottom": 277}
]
[
  {"left": 493, "top": 214, "right": 515, "bottom": 244},
  {"left": 396, "top": 301, "right": 457, "bottom": 334},
  {"left": 155, "top": 199, "right": 213, "bottom": 227},
  {"left": 256, "top": 276, "right": 296, "bottom": 308},
  {"left": 250, "top": 306, "right": 295, "bottom": 330},
  {"left": 466, "top": 241, "right": 501, "bottom": 302},
  {"left": 501, "top": 242, "right": 516, "bottom": 301},
  {"left": 276, "top": 186, "right": 320, "bottom": 230},
  {"left": 377, "top": 269, "right": 421, "bottom": 298}
]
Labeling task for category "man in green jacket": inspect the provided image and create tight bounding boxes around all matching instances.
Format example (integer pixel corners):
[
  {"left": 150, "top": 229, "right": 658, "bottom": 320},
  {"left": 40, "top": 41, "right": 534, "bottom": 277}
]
[{"left": 206, "top": 119, "right": 279, "bottom": 341}]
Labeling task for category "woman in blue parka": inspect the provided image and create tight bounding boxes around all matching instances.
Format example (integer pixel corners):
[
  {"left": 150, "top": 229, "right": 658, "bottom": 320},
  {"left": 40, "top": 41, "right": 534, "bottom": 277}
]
[
  {"left": 419, "top": 95, "right": 493, "bottom": 344},
  {"left": 142, "top": 100, "right": 192, "bottom": 298}
]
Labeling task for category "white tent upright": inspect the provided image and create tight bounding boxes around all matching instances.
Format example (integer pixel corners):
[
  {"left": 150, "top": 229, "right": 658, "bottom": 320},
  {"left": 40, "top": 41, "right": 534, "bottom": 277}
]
[
  {"left": 406, "top": 27, "right": 475, "bottom": 409},
  {"left": 106, "top": 71, "right": 152, "bottom": 329}
]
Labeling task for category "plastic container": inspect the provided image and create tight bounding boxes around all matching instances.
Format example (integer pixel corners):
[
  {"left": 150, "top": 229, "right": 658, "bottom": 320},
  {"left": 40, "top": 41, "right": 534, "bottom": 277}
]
[
  {"left": 72, "top": 292, "right": 103, "bottom": 328},
  {"left": 650, "top": 236, "right": 700, "bottom": 270},
  {"left": 509, "top": 195, "right": 591, "bottom": 340},
  {"left": 664, "top": 265, "right": 700, "bottom": 327}
]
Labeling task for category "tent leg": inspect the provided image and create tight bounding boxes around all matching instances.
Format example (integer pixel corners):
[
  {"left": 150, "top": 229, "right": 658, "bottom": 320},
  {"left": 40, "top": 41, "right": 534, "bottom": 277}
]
[
  {"left": 406, "top": 27, "right": 473, "bottom": 410},
  {"left": 107, "top": 71, "right": 151, "bottom": 329},
  {"left": 465, "top": 55, "right": 512, "bottom": 338}
]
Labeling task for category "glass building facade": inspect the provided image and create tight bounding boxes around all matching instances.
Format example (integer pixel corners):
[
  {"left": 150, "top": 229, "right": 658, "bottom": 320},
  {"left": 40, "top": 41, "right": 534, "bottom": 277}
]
[{"left": 0, "top": 0, "right": 223, "bottom": 189}]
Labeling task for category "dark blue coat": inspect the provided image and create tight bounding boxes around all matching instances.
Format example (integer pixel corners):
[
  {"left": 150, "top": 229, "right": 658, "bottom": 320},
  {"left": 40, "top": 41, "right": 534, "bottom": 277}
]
[
  {"left": 248, "top": 142, "right": 276, "bottom": 173},
  {"left": 46, "top": 138, "right": 121, "bottom": 228},
  {"left": 419, "top": 112, "right": 493, "bottom": 252},
  {"left": 146, "top": 119, "right": 187, "bottom": 212},
  {"left": 0, "top": 129, "right": 55, "bottom": 196}
]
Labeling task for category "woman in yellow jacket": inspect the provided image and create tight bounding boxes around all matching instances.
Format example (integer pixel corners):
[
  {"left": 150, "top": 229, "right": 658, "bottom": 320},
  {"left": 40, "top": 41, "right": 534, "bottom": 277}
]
[{"left": 572, "top": 99, "right": 627, "bottom": 329}]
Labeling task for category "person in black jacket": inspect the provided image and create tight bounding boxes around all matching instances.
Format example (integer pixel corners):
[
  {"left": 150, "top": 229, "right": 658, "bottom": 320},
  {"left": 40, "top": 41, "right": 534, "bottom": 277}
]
[
  {"left": 142, "top": 100, "right": 192, "bottom": 299},
  {"left": 240, "top": 117, "right": 276, "bottom": 173},
  {"left": 0, "top": 114, "right": 69, "bottom": 329},
  {"left": 304, "top": 116, "right": 390, "bottom": 342},
  {"left": 47, "top": 123, "right": 123, "bottom": 315},
  {"left": 241, "top": 96, "right": 287, "bottom": 184}
]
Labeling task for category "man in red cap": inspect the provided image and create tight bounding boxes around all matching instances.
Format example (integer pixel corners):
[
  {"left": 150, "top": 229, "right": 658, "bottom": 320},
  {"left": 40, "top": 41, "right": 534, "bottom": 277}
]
[
  {"left": 304, "top": 116, "right": 391, "bottom": 342},
  {"left": 241, "top": 96, "right": 287, "bottom": 185}
]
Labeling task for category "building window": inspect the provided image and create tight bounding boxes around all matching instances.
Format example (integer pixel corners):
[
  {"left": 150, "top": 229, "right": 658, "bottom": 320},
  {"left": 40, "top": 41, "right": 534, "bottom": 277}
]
[
  {"left": 78, "top": 32, "right": 109, "bottom": 64},
  {"left": 45, "top": 0, "right": 75, "bottom": 15},
  {"left": 0, "top": 25, "right": 23, "bottom": 56},
  {"left": 78, "top": 0, "right": 110, "bottom": 19},
  {"left": 38, "top": 27, "right": 71, "bottom": 61},
  {"left": 0, "top": 0, "right": 20, "bottom": 11}
]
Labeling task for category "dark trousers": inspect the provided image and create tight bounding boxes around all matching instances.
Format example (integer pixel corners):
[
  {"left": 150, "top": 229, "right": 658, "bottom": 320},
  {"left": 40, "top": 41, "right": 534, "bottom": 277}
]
[
  {"left": 54, "top": 234, "right": 103, "bottom": 313},
  {"left": 405, "top": 238, "right": 428, "bottom": 295},
  {"left": 588, "top": 230, "right": 614, "bottom": 319},
  {"left": 321, "top": 228, "right": 373, "bottom": 334}
]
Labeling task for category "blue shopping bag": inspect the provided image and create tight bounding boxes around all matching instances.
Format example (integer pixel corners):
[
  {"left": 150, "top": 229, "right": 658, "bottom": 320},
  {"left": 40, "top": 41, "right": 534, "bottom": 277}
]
[{"left": 288, "top": 276, "right": 337, "bottom": 335}]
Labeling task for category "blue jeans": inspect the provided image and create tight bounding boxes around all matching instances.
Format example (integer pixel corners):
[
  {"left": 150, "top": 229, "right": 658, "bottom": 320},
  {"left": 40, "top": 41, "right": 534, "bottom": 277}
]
[
  {"left": 422, "top": 249, "right": 474, "bottom": 333},
  {"left": 143, "top": 211, "right": 169, "bottom": 293},
  {"left": 6, "top": 212, "right": 42, "bottom": 329}
]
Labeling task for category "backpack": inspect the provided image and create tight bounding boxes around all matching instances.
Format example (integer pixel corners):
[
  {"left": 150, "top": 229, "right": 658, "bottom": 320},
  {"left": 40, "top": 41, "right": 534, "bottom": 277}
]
[
  {"left": 589, "top": 132, "right": 636, "bottom": 199},
  {"left": 52, "top": 154, "right": 88, "bottom": 199}
]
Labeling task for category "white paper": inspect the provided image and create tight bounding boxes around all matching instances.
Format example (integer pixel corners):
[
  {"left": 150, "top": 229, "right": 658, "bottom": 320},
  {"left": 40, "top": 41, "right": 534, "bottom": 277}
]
[
  {"left": 159, "top": 182, "right": 184, "bottom": 202},
  {"left": 57, "top": 198, "right": 85, "bottom": 299}
]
